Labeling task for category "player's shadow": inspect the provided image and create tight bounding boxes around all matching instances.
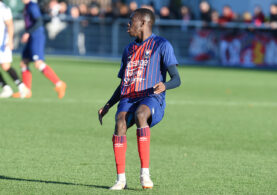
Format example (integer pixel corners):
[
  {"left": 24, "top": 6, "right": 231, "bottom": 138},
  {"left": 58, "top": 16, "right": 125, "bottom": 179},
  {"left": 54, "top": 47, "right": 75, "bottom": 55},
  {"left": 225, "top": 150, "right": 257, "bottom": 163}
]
[
  {"left": 0, "top": 175, "right": 138, "bottom": 191},
  {"left": 0, "top": 175, "right": 134, "bottom": 191},
  {"left": 0, "top": 175, "right": 139, "bottom": 191},
  {"left": 0, "top": 175, "right": 109, "bottom": 189}
]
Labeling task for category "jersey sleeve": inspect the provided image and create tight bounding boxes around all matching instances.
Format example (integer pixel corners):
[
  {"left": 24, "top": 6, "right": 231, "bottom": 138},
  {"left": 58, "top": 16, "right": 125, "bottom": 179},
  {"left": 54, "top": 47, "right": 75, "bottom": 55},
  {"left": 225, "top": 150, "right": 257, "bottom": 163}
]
[
  {"left": 117, "top": 47, "right": 128, "bottom": 79},
  {"left": 160, "top": 40, "right": 178, "bottom": 69},
  {"left": 28, "top": 3, "right": 42, "bottom": 19},
  {"left": 3, "top": 7, "right": 12, "bottom": 21}
]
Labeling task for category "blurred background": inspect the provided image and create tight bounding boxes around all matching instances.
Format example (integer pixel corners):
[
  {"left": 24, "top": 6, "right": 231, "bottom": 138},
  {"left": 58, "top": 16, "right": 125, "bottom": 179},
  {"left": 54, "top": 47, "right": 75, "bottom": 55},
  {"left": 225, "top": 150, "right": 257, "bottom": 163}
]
[{"left": 6, "top": 0, "right": 277, "bottom": 68}]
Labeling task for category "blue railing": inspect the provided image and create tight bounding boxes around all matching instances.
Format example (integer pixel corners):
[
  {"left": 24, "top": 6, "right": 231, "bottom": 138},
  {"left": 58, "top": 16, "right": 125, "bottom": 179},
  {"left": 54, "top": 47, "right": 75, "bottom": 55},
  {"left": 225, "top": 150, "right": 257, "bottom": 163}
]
[{"left": 13, "top": 16, "right": 277, "bottom": 68}]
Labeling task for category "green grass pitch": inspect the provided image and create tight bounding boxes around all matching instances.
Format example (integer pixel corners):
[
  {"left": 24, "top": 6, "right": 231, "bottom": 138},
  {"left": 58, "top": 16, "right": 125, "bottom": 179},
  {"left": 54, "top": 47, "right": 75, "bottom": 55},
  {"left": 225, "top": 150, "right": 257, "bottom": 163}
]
[{"left": 0, "top": 56, "right": 277, "bottom": 194}]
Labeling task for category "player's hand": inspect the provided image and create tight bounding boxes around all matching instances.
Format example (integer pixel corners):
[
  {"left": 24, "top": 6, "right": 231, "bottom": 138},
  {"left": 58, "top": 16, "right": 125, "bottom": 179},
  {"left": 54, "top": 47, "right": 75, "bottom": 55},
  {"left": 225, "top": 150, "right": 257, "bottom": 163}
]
[
  {"left": 6, "top": 40, "right": 13, "bottom": 50},
  {"left": 98, "top": 104, "right": 110, "bottom": 125},
  {"left": 21, "top": 33, "right": 30, "bottom": 43},
  {"left": 153, "top": 82, "right": 166, "bottom": 94}
]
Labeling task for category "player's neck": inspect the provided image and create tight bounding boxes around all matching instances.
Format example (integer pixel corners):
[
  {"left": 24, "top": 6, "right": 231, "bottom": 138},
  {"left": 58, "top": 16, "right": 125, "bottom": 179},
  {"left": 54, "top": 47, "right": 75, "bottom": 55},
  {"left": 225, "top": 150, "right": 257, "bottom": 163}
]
[{"left": 137, "top": 31, "right": 152, "bottom": 43}]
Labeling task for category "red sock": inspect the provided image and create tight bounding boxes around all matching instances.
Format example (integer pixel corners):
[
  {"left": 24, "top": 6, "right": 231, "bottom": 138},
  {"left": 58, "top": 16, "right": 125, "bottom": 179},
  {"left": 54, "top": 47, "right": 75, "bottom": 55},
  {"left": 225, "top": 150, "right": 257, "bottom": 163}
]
[
  {"left": 42, "top": 65, "right": 60, "bottom": 85},
  {"left": 22, "top": 69, "right": 32, "bottom": 89},
  {"left": 137, "top": 127, "right": 150, "bottom": 168},
  {"left": 112, "top": 135, "right": 127, "bottom": 174}
]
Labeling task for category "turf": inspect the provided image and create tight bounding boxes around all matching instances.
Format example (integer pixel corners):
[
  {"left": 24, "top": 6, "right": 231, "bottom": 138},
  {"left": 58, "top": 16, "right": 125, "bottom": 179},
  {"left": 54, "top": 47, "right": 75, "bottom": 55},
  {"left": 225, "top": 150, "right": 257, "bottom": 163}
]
[{"left": 0, "top": 56, "right": 276, "bottom": 194}]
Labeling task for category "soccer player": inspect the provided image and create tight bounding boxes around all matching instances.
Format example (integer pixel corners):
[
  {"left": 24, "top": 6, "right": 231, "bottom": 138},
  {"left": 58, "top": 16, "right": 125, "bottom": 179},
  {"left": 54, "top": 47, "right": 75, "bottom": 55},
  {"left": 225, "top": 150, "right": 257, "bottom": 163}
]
[
  {"left": 13, "top": 0, "right": 66, "bottom": 99},
  {"left": 0, "top": 0, "right": 30, "bottom": 98},
  {"left": 98, "top": 8, "right": 181, "bottom": 190}
]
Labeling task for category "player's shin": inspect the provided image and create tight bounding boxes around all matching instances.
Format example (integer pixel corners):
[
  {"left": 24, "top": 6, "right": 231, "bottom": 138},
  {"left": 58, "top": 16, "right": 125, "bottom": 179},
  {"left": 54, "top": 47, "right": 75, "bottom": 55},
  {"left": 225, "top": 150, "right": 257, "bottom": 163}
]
[
  {"left": 40, "top": 64, "right": 60, "bottom": 85},
  {"left": 137, "top": 126, "right": 153, "bottom": 189},
  {"left": 22, "top": 67, "right": 32, "bottom": 89},
  {"left": 112, "top": 135, "right": 127, "bottom": 181},
  {"left": 7, "top": 67, "right": 21, "bottom": 86},
  {"left": 137, "top": 126, "right": 150, "bottom": 169},
  {"left": 0, "top": 72, "right": 7, "bottom": 87}
]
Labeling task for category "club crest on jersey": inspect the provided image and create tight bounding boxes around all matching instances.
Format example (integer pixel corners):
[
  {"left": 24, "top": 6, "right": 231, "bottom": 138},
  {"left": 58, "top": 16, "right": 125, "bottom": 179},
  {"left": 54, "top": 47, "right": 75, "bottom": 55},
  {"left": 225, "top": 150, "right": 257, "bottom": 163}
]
[{"left": 144, "top": 50, "right": 151, "bottom": 59}]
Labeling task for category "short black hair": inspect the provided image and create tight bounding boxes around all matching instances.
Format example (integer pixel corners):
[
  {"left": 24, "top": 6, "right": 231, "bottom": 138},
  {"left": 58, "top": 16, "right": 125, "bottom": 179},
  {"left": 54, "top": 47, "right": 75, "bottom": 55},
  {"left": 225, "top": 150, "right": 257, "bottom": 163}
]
[{"left": 134, "top": 8, "right": 155, "bottom": 26}]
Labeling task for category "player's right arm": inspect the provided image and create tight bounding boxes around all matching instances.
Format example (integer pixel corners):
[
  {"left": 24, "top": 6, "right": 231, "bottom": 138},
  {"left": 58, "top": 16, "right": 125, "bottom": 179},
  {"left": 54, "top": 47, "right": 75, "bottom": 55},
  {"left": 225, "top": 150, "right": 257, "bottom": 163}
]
[
  {"left": 98, "top": 46, "right": 127, "bottom": 125},
  {"left": 98, "top": 83, "right": 121, "bottom": 125}
]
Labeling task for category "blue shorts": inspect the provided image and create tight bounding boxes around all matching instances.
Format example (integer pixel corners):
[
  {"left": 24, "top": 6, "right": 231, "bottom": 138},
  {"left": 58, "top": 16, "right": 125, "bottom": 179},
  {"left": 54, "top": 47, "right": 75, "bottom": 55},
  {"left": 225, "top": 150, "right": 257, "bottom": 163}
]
[
  {"left": 116, "top": 94, "right": 166, "bottom": 128},
  {"left": 22, "top": 32, "right": 45, "bottom": 62}
]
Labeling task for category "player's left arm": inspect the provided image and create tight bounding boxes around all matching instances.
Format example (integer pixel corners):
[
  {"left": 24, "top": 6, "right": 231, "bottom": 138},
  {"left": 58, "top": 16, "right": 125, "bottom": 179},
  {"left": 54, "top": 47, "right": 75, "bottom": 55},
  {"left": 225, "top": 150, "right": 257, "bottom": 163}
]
[
  {"left": 154, "top": 65, "right": 181, "bottom": 94},
  {"left": 154, "top": 40, "right": 181, "bottom": 94}
]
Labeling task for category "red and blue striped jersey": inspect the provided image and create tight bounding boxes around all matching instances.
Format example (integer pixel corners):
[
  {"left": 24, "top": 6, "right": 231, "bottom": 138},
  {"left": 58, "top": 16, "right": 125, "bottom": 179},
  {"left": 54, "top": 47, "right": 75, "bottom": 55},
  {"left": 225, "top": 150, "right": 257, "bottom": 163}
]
[{"left": 118, "top": 34, "right": 178, "bottom": 98}]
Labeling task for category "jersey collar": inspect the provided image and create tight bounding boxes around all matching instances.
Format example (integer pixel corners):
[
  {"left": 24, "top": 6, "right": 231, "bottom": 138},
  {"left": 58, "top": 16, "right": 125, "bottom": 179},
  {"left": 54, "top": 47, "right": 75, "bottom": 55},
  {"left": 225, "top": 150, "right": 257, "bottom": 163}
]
[{"left": 134, "top": 33, "right": 155, "bottom": 46}]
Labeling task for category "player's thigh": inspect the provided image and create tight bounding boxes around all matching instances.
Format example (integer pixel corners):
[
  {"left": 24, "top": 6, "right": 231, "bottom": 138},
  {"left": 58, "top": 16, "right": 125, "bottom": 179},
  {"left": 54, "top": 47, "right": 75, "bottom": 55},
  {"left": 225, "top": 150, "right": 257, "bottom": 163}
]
[
  {"left": 1, "top": 63, "right": 11, "bottom": 71},
  {"left": 0, "top": 47, "right": 12, "bottom": 66},
  {"left": 115, "top": 98, "right": 138, "bottom": 129},
  {"left": 115, "top": 112, "right": 127, "bottom": 134},
  {"left": 34, "top": 60, "right": 45, "bottom": 70},
  {"left": 29, "top": 35, "right": 45, "bottom": 62},
  {"left": 22, "top": 42, "right": 32, "bottom": 62},
  {"left": 20, "top": 59, "right": 30, "bottom": 68},
  {"left": 135, "top": 104, "right": 151, "bottom": 124},
  {"left": 139, "top": 95, "right": 165, "bottom": 127}
]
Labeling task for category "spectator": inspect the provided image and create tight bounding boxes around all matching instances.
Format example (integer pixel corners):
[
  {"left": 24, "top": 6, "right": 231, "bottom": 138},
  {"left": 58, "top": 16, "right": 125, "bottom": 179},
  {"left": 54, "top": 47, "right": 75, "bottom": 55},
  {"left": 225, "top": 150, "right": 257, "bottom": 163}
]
[
  {"left": 103, "top": 6, "right": 114, "bottom": 18},
  {"left": 48, "top": 0, "right": 60, "bottom": 17},
  {"left": 199, "top": 1, "right": 212, "bottom": 22},
  {"left": 242, "top": 11, "right": 252, "bottom": 23},
  {"left": 46, "top": 0, "right": 68, "bottom": 39},
  {"left": 129, "top": 1, "right": 138, "bottom": 13},
  {"left": 78, "top": 3, "right": 89, "bottom": 27},
  {"left": 169, "top": 0, "right": 182, "bottom": 19},
  {"left": 159, "top": 6, "right": 174, "bottom": 19},
  {"left": 253, "top": 5, "right": 265, "bottom": 26},
  {"left": 270, "top": 4, "right": 277, "bottom": 22},
  {"left": 103, "top": 5, "right": 114, "bottom": 18},
  {"left": 270, "top": 4, "right": 277, "bottom": 29},
  {"left": 70, "top": 6, "right": 80, "bottom": 19},
  {"left": 211, "top": 10, "right": 219, "bottom": 24},
  {"left": 119, "top": 3, "right": 129, "bottom": 18},
  {"left": 89, "top": 3, "right": 100, "bottom": 18},
  {"left": 59, "top": 2, "right": 68, "bottom": 18},
  {"left": 219, "top": 5, "right": 235, "bottom": 24},
  {"left": 180, "top": 5, "right": 194, "bottom": 21},
  {"left": 79, "top": 3, "right": 89, "bottom": 16}
]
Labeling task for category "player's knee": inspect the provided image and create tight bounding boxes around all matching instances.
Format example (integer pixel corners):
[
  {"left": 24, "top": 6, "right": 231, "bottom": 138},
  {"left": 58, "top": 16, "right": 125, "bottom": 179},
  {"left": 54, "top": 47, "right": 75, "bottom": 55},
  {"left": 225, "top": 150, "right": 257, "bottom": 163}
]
[
  {"left": 115, "top": 114, "right": 127, "bottom": 135},
  {"left": 114, "top": 128, "right": 127, "bottom": 136},
  {"left": 20, "top": 60, "right": 28, "bottom": 68},
  {"left": 34, "top": 61, "right": 45, "bottom": 71},
  {"left": 135, "top": 111, "right": 148, "bottom": 124},
  {"left": 115, "top": 122, "right": 127, "bottom": 135},
  {"left": 1, "top": 63, "right": 11, "bottom": 71}
]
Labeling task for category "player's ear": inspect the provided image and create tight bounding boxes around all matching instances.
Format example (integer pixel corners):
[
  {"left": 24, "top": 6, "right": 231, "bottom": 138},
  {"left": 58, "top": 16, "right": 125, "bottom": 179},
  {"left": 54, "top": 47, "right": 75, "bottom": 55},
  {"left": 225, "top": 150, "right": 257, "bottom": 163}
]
[{"left": 140, "top": 19, "right": 145, "bottom": 27}]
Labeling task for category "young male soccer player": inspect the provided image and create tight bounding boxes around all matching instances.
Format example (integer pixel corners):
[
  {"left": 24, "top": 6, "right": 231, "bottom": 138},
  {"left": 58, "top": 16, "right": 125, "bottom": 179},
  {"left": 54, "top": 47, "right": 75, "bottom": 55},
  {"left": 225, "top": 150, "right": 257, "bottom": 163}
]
[
  {"left": 0, "top": 0, "right": 29, "bottom": 98},
  {"left": 98, "top": 8, "right": 181, "bottom": 190},
  {"left": 13, "top": 0, "right": 66, "bottom": 99}
]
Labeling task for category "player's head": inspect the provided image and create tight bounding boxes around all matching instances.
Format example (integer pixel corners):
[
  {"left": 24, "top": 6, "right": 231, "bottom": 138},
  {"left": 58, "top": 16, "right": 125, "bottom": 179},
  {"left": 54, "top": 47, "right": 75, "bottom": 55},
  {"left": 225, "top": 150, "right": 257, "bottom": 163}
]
[
  {"left": 127, "top": 8, "right": 155, "bottom": 37},
  {"left": 21, "top": 0, "right": 31, "bottom": 4}
]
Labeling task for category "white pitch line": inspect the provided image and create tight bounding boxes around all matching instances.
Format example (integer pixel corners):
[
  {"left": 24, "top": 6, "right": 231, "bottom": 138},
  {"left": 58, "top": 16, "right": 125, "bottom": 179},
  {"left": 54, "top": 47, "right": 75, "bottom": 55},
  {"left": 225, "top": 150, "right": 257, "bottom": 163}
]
[
  {"left": 1, "top": 98, "right": 277, "bottom": 108},
  {"left": 166, "top": 100, "right": 277, "bottom": 107}
]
